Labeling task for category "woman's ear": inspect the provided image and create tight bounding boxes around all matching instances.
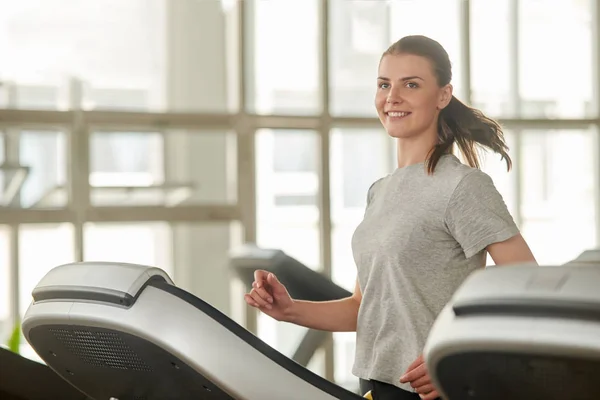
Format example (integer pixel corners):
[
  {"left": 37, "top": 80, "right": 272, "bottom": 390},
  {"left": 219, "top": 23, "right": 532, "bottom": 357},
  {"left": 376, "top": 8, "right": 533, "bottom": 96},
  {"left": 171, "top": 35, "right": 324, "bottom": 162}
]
[{"left": 437, "top": 84, "right": 453, "bottom": 110}]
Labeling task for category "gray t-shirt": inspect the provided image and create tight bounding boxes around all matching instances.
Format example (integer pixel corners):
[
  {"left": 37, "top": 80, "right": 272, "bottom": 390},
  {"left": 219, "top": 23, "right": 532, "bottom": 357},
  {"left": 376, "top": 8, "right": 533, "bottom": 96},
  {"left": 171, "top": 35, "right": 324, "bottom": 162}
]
[{"left": 351, "top": 154, "right": 519, "bottom": 391}]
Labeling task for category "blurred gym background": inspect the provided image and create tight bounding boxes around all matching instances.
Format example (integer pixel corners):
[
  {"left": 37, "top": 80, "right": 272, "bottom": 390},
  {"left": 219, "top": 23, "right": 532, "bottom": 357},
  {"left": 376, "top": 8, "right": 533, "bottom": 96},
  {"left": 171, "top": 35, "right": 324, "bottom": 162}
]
[{"left": 0, "top": 0, "right": 598, "bottom": 391}]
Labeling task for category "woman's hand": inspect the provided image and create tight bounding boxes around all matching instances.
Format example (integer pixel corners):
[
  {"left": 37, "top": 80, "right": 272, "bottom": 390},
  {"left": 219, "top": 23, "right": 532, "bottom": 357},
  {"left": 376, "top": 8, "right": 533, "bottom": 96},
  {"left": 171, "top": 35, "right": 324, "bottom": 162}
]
[
  {"left": 244, "top": 270, "right": 295, "bottom": 322},
  {"left": 399, "top": 354, "right": 440, "bottom": 400}
]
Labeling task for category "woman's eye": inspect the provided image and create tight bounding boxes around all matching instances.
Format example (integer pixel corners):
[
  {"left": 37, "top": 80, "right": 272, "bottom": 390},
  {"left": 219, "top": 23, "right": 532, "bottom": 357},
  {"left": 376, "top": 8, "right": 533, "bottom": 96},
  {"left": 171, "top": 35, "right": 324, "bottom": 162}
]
[
  {"left": 406, "top": 82, "right": 418, "bottom": 89},
  {"left": 378, "top": 82, "right": 390, "bottom": 89}
]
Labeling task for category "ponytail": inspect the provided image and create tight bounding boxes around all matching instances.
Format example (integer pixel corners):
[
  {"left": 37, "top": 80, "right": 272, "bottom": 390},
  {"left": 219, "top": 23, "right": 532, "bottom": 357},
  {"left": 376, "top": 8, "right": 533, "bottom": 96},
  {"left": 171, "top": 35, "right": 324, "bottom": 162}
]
[{"left": 426, "top": 96, "right": 512, "bottom": 174}]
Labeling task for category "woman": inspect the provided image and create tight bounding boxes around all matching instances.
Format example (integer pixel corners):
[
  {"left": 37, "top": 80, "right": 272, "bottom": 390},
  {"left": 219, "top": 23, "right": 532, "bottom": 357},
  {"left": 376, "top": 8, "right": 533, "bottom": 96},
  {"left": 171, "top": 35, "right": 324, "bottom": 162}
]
[{"left": 244, "top": 35, "right": 537, "bottom": 400}]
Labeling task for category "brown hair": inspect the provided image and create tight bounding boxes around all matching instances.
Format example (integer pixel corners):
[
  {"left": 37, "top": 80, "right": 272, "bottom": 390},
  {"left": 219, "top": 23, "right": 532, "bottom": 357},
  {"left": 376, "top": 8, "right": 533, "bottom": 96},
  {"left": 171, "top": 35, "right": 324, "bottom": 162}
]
[{"left": 382, "top": 35, "right": 512, "bottom": 174}]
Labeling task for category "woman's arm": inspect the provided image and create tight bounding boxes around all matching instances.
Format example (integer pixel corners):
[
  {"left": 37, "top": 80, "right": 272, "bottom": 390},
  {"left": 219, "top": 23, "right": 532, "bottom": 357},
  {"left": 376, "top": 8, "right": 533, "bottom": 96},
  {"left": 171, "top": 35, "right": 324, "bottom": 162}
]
[
  {"left": 487, "top": 233, "right": 537, "bottom": 266},
  {"left": 285, "top": 278, "right": 362, "bottom": 332}
]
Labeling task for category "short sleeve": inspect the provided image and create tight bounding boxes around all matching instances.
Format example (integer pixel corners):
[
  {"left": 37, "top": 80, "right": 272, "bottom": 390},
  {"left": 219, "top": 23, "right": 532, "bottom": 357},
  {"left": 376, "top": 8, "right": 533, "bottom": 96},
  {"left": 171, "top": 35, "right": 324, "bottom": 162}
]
[
  {"left": 366, "top": 177, "right": 384, "bottom": 207},
  {"left": 445, "top": 170, "right": 519, "bottom": 258}
]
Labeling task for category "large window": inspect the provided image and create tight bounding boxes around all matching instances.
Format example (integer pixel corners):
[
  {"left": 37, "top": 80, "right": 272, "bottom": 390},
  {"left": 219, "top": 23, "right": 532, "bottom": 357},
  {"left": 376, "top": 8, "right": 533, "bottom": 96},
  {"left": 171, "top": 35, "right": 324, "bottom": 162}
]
[{"left": 1, "top": 0, "right": 238, "bottom": 362}]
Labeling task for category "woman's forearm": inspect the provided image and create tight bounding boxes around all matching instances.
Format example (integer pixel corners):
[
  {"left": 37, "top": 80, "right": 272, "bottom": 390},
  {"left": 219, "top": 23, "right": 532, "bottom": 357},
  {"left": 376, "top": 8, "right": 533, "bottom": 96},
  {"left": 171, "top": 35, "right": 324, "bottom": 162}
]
[{"left": 283, "top": 296, "right": 360, "bottom": 332}]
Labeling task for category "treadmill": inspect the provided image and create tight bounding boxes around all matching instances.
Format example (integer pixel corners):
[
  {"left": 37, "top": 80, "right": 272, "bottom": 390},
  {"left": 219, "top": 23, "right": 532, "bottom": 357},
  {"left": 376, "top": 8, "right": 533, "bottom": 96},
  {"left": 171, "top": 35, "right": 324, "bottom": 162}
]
[
  {"left": 20, "top": 261, "right": 363, "bottom": 400},
  {"left": 424, "top": 260, "right": 600, "bottom": 399},
  {"left": 564, "top": 248, "right": 600, "bottom": 266},
  {"left": 19, "top": 247, "right": 600, "bottom": 399}
]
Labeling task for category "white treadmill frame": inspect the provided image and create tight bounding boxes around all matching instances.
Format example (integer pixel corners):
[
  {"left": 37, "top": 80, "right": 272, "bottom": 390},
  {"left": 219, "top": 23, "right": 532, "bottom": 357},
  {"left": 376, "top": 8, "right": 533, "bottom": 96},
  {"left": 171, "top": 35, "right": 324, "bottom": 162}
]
[
  {"left": 424, "top": 264, "right": 600, "bottom": 398},
  {"left": 22, "top": 262, "right": 363, "bottom": 400}
]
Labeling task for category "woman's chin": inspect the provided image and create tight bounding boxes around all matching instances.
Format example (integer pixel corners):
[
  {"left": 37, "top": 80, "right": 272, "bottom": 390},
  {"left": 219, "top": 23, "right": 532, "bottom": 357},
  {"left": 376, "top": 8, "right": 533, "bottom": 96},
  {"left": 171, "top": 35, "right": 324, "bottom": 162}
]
[{"left": 386, "top": 129, "right": 415, "bottom": 139}]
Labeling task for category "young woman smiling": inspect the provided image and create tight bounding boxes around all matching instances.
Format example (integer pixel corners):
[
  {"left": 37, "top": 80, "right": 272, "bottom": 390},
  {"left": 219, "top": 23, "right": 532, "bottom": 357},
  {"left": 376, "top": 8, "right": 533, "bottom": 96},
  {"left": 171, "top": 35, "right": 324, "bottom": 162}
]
[{"left": 245, "top": 35, "right": 537, "bottom": 400}]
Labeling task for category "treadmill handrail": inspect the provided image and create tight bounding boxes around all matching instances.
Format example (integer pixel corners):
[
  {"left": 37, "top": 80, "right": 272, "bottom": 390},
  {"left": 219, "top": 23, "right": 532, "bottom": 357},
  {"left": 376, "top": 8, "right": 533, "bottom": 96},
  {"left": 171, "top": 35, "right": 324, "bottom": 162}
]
[
  {"left": 230, "top": 246, "right": 352, "bottom": 301},
  {"left": 148, "top": 279, "right": 363, "bottom": 400}
]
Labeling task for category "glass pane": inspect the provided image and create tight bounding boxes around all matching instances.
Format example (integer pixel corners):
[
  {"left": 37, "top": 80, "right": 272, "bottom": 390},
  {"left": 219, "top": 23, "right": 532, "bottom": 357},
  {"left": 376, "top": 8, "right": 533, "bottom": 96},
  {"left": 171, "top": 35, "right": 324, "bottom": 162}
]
[
  {"left": 520, "top": 129, "right": 597, "bottom": 265},
  {"left": 255, "top": 129, "right": 320, "bottom": 269},
  {"left": 0, "top": 131, "right": 68, "bottom": 209},
  {"left": 519, "top": 0, "right": 593, "bottom": 118},
  {"left": 18, "top": 223, "right": 74, "bottom": 360},
  {"left": 90, "top": 132, "right": 164, "bottom": 206},
  {"left": 90, "top": 131, "right": 236, "bottom": 206},
  {"left": 470, "top": 0, "right": 512, "bottom": 117},
  {"left": 83, "top": 222, "right": 173, "bottom": 278},
  {"left": 247, "top": 0, "right": 320, "bottom": 115},
  {"left": 330, "top": 128, "right": 393, "bottom": 292},
  {"left": 0, "top": 0, "right": 163, "bottom": 110},
  {"left": 329, "top": 0, "right": 464, "bottom": 116},
  {"left": 0, "top": 0, "right": 233, "bottom": 113},
  {"left": 0, "top": 225, "right": 10, "bottom": 342}
]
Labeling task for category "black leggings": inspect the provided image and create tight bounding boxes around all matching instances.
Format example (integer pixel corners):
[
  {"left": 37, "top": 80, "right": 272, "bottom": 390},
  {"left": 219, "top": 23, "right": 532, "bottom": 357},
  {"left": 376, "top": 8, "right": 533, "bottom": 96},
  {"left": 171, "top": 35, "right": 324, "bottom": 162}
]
[{"left": 360, "top": 379, "right": 441, "bottom": 400}]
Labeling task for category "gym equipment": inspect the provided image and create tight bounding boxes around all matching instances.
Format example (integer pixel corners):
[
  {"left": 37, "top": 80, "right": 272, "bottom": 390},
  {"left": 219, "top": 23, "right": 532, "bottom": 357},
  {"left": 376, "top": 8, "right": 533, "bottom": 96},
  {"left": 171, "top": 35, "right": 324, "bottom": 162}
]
[
  {"left": 230, "top": 245, "right": 351, "bottom": 368},
  {"left": 230, "top": 244, "right": 351, "bottom": 303},
  {"left": 21, "top": 261, "right": 364, "bottom": 400},
  {"left": 21, "top": 251, "right": 600, "bottom": 399},
  {"left": 0, "top": 347, "right": 87, "bottom": 400},
  {"left": 424, "top": 263, "right": 600, "bottom": 400},
  {"left": 565, "top": 248, "right": 600, "bottom": 266}
]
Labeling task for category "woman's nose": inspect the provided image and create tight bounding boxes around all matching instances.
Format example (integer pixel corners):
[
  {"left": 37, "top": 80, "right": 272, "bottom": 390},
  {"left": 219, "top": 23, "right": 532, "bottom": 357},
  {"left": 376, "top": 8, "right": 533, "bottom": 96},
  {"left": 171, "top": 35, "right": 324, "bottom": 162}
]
[{"left": 386, "top": 87, "right": 403, "bottom": 103}]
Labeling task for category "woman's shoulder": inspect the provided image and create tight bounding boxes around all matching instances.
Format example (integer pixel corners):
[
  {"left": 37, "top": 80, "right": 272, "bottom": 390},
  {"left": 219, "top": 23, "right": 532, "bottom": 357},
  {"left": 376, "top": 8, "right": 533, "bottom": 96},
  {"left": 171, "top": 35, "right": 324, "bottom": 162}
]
[
  {"left": 435, "top": 154, "right": 495, "bottom": 187},
  {"left": 366, "top": 176, "right": 387, "bottom": 205}
]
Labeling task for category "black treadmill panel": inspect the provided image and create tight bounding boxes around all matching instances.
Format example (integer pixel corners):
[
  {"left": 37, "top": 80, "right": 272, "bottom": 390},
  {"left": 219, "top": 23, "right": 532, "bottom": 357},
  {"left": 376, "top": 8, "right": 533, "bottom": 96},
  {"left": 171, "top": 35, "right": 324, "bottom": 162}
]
[
  {"left": 28, "top": 325, "right": 235, "bottom": 400},
  {"left": 436, "top": 351, "right": 600, "bottom": 400}
]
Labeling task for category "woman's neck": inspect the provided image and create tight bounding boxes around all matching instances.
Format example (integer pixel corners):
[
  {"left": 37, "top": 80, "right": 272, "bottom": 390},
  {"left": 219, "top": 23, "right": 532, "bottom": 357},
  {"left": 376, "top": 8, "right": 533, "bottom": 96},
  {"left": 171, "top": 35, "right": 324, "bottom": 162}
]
[{"left": 396, "top": 134, "right": 438, "bottom": 169}]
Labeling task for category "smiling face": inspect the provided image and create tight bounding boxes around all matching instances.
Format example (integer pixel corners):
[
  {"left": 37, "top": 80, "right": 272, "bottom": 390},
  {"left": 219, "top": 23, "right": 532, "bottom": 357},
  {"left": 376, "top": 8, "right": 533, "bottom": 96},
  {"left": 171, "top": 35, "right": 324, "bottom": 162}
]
[{"left": 375, "top": 53, "right": 452, "bottom": 140}]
